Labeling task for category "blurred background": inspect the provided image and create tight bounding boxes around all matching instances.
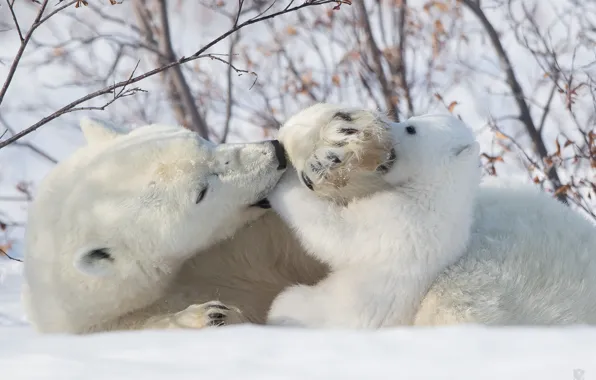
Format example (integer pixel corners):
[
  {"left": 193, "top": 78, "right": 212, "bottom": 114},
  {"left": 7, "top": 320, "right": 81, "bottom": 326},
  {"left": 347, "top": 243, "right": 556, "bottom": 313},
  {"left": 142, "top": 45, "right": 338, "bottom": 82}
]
[{"left": 1, "top": 0, "right": 595, "bottom": 260}]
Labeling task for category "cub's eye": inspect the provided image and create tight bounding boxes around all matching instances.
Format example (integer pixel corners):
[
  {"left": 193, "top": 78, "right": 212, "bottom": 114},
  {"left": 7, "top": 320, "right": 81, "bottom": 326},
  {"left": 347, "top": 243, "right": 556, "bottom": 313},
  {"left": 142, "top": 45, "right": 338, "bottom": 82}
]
[
  {"left": 196, "top": 187, "right": 208, "bottom": 204},
  {"left": 405, "top": 125, "right": 417, "bottom": 135}
]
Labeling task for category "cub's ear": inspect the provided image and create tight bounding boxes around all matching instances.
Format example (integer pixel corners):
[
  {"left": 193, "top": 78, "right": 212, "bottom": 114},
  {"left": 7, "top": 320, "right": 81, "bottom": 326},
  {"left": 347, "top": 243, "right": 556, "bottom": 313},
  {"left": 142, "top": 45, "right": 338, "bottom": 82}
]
[
  {"left": 80, "top": 117, "right": 127, "bottom": 145},
  {"left": 74, "top": 247, "right": 115, "bottom": 277},
  {"left": 453, "top": 141, "right": 480, "bottom": 158}
]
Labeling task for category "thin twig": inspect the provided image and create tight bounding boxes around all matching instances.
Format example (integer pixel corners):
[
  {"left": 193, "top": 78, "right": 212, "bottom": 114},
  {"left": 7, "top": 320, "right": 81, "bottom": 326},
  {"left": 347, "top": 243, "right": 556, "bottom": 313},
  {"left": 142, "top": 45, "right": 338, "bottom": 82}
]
[
  {"left": 6, "top": 0, "right": 24, "bottom": 42},
  {"left": 0, "top": 113, "right": 58, "bottom": 163},
  {"left": 221, "top": 32, "right": 241, "bottom": 143},
  {"left": 155, "top": 0, "right": 210, "bottom": 137},
  {"left": 461, "top": 0, "right": 567, "bottom": 204},
  {"left": 0, "top": 0, "right": 346, "bottom": 148},
  {"left": 0, "top": 247, "right": 22, "bottom": 262},
  {"left": 0, "top": 0, "right": 78, "bottom": 106},
  {"left": 397, "top": 0, "right": 414, "bottom": 117},
  {"left": 354, "top": 0, "right": 399, "bottom": 121}
]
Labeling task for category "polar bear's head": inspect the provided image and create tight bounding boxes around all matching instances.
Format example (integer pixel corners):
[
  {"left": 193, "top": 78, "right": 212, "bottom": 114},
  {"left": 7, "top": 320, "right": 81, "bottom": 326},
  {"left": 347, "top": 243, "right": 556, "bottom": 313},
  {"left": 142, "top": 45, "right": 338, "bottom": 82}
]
[
  {"left": 278, "top": 103, "right": 480, "bottom": 201},
  {"left": 25, "top": 118, "right": 285, "bottom": 294},
  {"left": 381, "top": 113, "right": 481, "bottom": 188}
]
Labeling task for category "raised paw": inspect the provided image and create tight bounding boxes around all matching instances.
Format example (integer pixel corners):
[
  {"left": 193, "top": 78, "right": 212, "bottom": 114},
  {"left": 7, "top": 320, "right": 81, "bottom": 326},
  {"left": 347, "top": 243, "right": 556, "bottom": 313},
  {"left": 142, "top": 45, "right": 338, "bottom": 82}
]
[{"left": 299, "top": 110, "right": 396, "bottom": 196}]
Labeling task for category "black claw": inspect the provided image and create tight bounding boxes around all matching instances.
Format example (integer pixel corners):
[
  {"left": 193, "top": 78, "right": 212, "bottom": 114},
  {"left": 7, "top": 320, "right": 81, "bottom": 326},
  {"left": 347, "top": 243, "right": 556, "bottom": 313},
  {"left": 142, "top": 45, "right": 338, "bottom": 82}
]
[
  {"left": 376, "top": 148, "right": 397, "bottom": 173},
  {"left": 339, "top": 127, "right": 358, "bottom": 135},
  {"left": 326, "top": 152, "right": 341, "bottom": 164},
  {"left": 208, "top": 312, "right": 226, "bottom": 320},
  {"left": 209, "top": 303, "right": 230, "bottom": 311},
  {"left": 376, "top": 164, "right": 388, "bottom": 173},
  {"left": 208, "top": 319, "right": 226, "bottom": 327},
  {"left": 388, "top": 148, "right": 397, "bottom": 162},
  {"left": 310, "top": 161, "right": 323, "bottom": 173},
  {"left": 301, "top": 171, "right": 314, "bottom": 191}
]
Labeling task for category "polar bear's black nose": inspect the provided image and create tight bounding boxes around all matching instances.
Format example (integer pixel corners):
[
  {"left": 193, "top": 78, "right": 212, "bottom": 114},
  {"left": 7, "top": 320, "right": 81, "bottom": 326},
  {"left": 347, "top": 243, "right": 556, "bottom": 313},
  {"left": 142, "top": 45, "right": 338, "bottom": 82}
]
[{"left": 269, "top": 140, "right": 287, "bottom": 170}]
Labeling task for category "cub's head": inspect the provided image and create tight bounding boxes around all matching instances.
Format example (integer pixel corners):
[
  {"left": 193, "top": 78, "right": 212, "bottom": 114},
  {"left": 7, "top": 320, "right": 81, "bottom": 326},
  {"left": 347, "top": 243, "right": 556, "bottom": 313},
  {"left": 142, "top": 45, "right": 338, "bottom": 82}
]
[
  {"left": 25, "top": 118, "right": 286, "bottom": 279},
  {"left": 383, "top": 113, "right": 481, "bottom": 188},
  {"left": 278, "top": 103, "right": 480, "bottom": 201}
]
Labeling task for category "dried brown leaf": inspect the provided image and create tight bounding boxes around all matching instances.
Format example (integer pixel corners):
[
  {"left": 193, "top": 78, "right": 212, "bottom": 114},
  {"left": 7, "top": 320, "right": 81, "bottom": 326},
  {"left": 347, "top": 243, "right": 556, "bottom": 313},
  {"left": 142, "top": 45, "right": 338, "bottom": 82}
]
[
  {"left": 447, "top": 101, "right": 458, "bottom": 113},
  {"left": 0, "top": 242, "right": 12, "bottom": 255},
  {"left": 554, "top": 184, "right": 571, "bottom": 196},
  {"left": 434, "top": 20, "right": 445, "bottom": 34},
  {"left": 494, "top": 131, "right": 508, "bottom": 140},
  {"left": 331, "top": 74, "right": 341, "bottom": 86}
]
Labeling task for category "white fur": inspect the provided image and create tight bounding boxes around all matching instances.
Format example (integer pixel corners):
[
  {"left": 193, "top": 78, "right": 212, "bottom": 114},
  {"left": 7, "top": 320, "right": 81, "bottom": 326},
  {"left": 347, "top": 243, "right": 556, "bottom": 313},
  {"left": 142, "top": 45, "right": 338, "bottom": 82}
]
[
  {"left": 22, "top": 118, "right": 326, "bottom": 334},
  {"left": 267, "top": 105, "right": 481, "bottom": 328},
  {"left": 23, "top": 106, "right": 596, "bottom": 334},
  {"left": 270, "top": 103, "right": 596, "bottom": 327}
]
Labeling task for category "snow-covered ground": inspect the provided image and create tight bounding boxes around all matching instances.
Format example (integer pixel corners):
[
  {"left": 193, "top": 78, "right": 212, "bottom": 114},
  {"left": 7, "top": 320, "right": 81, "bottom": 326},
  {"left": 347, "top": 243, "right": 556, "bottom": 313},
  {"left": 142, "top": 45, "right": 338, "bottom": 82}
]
[
  {"left": 1, "top": 258, "right": 596, "bottom": 380},
  {"left": 2, "top": 2, "right": 596, "bottom": 379}
]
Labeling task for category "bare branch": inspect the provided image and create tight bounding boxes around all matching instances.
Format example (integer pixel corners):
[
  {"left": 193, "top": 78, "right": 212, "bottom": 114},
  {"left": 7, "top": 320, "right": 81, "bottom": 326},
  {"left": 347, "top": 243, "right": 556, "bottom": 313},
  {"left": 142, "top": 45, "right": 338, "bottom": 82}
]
[
  {"left": 154, "top": 0, "right": 210, "bottom": 137},
  {"left": 397, "top": 0, "right": 414, "bottom": 117},
  {"left": 0, "top": 113, "right": 58, "bottom": 163},
  {"left": 221, "top": 32, "right": 241, "bottom": 143},
  {"left": 0, "top": 0, "right": 78, "bottom": 106},
  {"left": 0, "top": 247, "right": 23, "bottom": 262},
  {"left": 0, "top": 0, "right": 348, "bottom": 148},
  {"left": 354, "top": 0, "right": 399, "bottom": 121},
  {"left": 1, "top": 0, "right": 49, "bottom": 105},
  {"left": 461, "top": 0, "right": 567, "bottom": 204},
  {"left": 5, "top": 0, "right": 24, "bottom": 42}
]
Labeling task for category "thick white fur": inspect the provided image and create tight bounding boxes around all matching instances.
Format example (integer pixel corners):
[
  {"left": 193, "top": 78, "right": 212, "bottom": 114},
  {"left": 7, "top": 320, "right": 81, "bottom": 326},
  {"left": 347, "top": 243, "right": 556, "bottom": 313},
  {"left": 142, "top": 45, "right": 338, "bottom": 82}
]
[
  {"left": 22, "top": 118, "right": 326, "bottom": 334},
  {"left": 270, "top": 103, "right": 596, "bottom": 327},
  {"left": 23, "top": 105, "right": 596, "bottom": 334},
  {"left": 267, "top": 106, "right": 481, "bottom": 328}
]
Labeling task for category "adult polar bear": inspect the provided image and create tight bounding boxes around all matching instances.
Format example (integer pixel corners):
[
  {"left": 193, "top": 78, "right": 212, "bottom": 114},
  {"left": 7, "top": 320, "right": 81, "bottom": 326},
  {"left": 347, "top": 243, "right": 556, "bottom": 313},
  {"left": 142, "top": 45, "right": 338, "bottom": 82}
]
[
  {"left": 22, "top": 121, "right": 325, "bottom": 333},
  {"left": 23, "top": 104, "right": 596, "bottom": 334}
]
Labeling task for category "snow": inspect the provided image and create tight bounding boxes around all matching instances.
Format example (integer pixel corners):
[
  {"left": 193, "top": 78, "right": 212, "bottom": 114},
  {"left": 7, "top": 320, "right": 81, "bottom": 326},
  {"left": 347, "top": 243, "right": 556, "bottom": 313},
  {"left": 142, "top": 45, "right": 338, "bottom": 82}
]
[
  {"left": 2, "top": 1, "right": 596, "bottom": 378},
  {"left": 1, "top": 258, "right": 595, "bottom": 380},
  {"left": 4, "top": 325, "right": 596, "bottom": 380}
]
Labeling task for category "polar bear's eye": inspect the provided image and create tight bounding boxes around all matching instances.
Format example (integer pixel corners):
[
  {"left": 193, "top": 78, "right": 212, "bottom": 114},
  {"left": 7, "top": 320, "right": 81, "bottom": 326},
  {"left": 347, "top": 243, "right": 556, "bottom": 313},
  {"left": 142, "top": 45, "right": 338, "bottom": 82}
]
[
  {"left": 405, "top": 126, "right": 417, "bottom": 135},
  {"left": 88, "top": 248, "right": 113, "bottom": 262},
  {"left": 196, "top": 187, "right": 208, "bottom": 204}
]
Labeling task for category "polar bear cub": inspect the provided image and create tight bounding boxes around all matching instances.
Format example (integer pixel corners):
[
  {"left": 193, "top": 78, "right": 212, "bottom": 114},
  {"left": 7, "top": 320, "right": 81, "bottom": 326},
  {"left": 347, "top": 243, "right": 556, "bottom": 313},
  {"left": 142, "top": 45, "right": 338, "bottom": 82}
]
[{"left": 267, "top": 104, "right": 481, "bottom": 328}]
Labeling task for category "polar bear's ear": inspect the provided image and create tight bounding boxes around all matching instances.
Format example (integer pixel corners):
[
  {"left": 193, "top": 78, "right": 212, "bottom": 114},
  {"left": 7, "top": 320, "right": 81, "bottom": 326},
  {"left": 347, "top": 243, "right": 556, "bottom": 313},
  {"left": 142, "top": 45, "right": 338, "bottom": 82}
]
[
  {"left": 74, "top": 247, "right": 115, "bottom": 277},
  {"left": 80, "top": 117, "right": 127, "bottom": 145}
]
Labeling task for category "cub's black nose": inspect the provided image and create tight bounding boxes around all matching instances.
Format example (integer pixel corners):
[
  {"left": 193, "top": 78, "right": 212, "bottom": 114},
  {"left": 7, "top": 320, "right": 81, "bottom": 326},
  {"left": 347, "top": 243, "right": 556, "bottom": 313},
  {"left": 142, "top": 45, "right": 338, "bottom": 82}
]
[{"left": 269, "top": 140, "right": 287, "bottom": 170}]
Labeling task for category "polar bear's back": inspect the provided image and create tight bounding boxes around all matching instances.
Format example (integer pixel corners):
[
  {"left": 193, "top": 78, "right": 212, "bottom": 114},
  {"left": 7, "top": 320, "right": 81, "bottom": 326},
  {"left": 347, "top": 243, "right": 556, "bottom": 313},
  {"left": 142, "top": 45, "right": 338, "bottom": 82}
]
[{"left": 416, "top": 182, "right": 596, "bottom": 325}]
